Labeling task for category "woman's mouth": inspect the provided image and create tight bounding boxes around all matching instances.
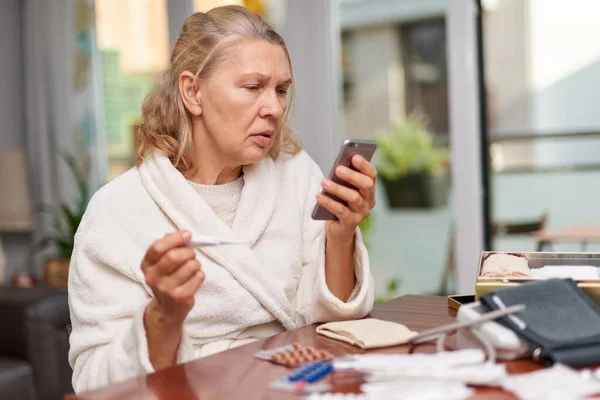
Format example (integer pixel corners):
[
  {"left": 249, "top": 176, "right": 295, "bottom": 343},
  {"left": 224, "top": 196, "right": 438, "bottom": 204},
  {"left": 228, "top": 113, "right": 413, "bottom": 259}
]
[{"left": 251, "top": 131, "right": 274, "bottom": 147}]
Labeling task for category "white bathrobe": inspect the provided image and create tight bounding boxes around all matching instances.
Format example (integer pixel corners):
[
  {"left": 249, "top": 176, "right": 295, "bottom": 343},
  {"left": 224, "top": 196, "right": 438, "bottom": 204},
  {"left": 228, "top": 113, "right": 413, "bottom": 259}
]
[{"left": 68, "top": 150, "right": 374, "bottom": 393}]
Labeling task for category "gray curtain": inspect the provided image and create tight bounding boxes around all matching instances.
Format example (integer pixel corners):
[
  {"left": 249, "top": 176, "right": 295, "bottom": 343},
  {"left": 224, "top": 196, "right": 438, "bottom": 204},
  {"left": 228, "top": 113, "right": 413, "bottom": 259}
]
[
  {"left": 22, "top": 0, "right": 103, "bottom": 275},
  {"left": 23, "top": 0, "right": 62, "bottom": 250}
]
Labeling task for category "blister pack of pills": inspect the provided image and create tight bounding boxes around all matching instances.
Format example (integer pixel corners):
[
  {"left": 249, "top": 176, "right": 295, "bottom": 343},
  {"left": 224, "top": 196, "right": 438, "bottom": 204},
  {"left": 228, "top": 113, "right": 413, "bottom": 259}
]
[
  {"left": 269, "top": 360, "right": 334, "bottom": 394},
  {"left": 254, "top": 343, "right": 334, "bottom": 368}
]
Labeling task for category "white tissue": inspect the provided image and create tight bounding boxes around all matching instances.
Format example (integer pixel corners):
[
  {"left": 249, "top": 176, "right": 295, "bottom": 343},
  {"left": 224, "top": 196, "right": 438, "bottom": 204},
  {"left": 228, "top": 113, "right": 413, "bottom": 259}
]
[
  {"left": 305, "top": 394, "right": 367, "bottom": 400},
  {"left": 304, "top": 381, "right": 473, "bottom": 400},
  {"left": 334, "top": 349, "right": 485, "bottom": 371},
  {"left": 333, "top": 349, "right": 506, "bottom": 386},
  {"left": 366, "top": 363, "right": 506, "bottom": 386},
  {"left": 361, "top": 380, "right": 473, "bottom": 400},
  {"left": 502, "top": 364, "right": 600, "bottom": 400}
]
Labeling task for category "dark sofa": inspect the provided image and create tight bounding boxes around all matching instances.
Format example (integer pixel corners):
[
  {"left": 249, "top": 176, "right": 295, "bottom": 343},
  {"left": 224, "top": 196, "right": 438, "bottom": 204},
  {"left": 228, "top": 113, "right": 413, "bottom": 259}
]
[{"left": 0, "top": 287, "right": 73, "bottom": 400}]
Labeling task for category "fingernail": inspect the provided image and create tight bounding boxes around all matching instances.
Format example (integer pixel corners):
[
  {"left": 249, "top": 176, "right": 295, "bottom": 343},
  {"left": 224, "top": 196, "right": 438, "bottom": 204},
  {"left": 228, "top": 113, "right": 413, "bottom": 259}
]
[
  {"left": 337, "top": 166, "right": 346, "bottom": 175},
  {"left": 354, "top": 155, "right": 362, "bottom": 164},
  {"left": 182, "top": 231, "right": 191, "bottom": 239},
  {"left": 321, "top": 179, "right": 330, "bottom": 188}
]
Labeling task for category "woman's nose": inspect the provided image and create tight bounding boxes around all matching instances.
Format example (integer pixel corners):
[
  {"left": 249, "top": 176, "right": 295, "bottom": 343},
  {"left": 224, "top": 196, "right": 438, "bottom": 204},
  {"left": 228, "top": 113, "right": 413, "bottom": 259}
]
[{"left": 260, "top": 92, "right": 284, "bottom": 119}]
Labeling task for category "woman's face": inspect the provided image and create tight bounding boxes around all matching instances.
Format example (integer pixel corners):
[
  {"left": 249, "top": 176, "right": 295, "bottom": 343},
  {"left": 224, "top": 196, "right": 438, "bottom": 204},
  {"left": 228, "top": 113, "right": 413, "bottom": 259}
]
[{"left": 196, "top": 39, "right": 292, "bottom": 166}]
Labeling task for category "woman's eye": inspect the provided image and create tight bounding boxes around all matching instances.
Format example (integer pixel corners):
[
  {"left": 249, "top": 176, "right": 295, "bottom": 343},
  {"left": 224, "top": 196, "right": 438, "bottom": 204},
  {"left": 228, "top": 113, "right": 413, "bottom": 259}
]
[
  {"left": 245, "top": 86, "right": 259, "bottom": 92},
  {"left": 277, "top": 88, "right": 288, "bottom": 96}
]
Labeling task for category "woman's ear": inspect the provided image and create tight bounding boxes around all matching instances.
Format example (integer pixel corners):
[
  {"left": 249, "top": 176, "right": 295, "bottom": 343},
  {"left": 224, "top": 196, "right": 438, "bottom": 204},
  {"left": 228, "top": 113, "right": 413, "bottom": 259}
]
[{"left": 179, "top": 71, "right": 202, "bottom": 116}]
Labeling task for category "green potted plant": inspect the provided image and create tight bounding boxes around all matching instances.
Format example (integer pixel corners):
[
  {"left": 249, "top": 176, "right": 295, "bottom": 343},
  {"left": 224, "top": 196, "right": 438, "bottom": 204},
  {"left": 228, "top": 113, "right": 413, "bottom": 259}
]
[
  {"left": 375, "top": 115, "right": 450, "bottom": 209},
  {"left": 37, "top": 151, "right": 90, "bottom": 290}
]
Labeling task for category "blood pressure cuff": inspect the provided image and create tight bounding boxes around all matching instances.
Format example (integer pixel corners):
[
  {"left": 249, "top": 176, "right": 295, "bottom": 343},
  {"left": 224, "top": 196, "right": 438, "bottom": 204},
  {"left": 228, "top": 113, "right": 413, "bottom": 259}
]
[{"left": 480, "top": 278, "right": 600, "bottom": 367}]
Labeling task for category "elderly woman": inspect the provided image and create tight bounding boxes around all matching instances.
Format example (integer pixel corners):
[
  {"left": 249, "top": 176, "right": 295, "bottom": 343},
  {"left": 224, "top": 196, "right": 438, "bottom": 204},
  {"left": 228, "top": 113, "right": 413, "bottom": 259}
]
[{"left": 68, "top": 5, "right": 376, "bottom": 393}]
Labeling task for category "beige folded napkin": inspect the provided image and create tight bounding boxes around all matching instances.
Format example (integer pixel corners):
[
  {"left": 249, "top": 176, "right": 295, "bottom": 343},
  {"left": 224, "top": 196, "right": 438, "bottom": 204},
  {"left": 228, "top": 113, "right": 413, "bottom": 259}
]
[{"left": 316, "top": 318, "right": 418, "bottom": 349}]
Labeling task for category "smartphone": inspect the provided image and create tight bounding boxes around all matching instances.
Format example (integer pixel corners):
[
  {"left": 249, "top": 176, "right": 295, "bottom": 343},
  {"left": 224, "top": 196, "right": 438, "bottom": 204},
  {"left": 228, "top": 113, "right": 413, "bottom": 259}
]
[{"left": 311, "top": 139, "right": 377, "bottom": 221}]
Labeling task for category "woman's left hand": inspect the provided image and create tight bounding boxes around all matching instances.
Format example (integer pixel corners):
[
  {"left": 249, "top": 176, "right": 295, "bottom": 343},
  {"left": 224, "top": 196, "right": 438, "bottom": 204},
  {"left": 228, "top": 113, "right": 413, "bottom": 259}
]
[{"left": 316, "top": 154, "right": 377, "bottom": 245}]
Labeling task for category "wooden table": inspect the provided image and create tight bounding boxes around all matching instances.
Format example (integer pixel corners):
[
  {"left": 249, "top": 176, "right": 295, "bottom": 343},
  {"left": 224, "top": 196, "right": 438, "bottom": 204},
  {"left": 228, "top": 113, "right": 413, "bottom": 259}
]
[
  {"left": 65, "top": 295, "right": 547, "bottom": 400},
  {"left": 535, "top": 224, "right": 600, "bottom": 251}
]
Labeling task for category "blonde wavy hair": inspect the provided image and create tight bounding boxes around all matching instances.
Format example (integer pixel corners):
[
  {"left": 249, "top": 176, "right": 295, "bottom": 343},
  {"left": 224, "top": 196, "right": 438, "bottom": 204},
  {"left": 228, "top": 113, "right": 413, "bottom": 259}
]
[{"left": 136, "top": 5, "right": 302, "bottom": 173}]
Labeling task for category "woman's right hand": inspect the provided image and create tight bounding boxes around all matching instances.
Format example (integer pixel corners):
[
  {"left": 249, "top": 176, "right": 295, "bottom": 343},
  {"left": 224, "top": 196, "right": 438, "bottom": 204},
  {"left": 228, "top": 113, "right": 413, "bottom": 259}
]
[{"left": 142, "top": 230, "right": 205, "bottom": 327}]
